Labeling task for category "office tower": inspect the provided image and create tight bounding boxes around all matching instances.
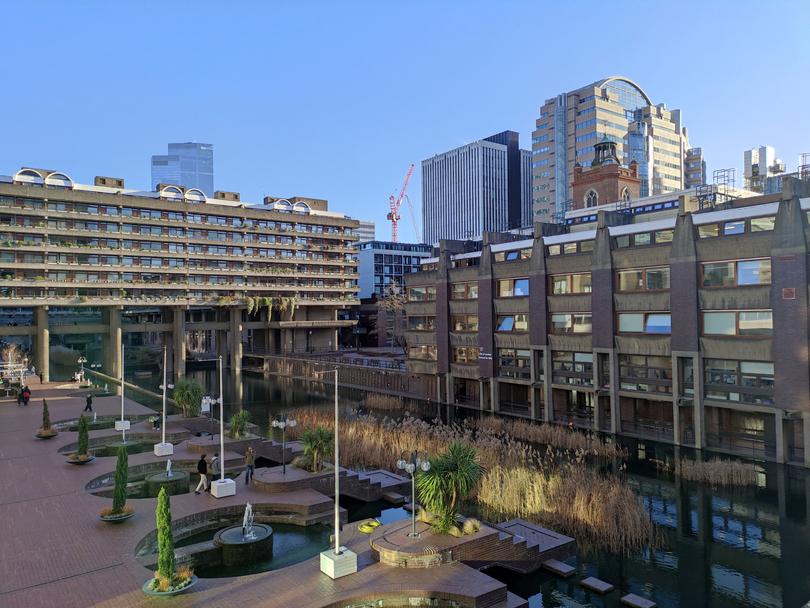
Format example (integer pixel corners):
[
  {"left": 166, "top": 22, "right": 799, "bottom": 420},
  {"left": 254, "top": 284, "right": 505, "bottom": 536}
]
[
  {"left": 684, "top": 147, "right": 707, "bottom": 188},
  {"left": 531, "top": 76, "right": 693, "bottom": 219},
  {"left": 744, "top": 145, "right": 786, "bottom": 193},
  {"left": 354, "top": 240, "right": 432, "bottom": 299},
  {"left": 151, "top": 142, "right": 214, "bottom": 195},
  {"left": 356, "top": 220, "right": 376, "bottom": 243},
  {"left": 422, "top": 131, "right": 531, "bottom": 244}
]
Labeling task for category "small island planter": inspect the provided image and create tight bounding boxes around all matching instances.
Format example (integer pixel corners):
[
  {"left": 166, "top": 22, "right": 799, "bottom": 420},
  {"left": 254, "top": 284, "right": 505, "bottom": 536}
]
[
  {"left": 142, "top": 575, "right": 198, "bottom": 597},
  {"left": 35, "top": 430, "right": 58, "bottom": 440},
  {"left": 66, "top": 455, "right": 96, "bottom": 465},
  {"left": 99, "top": 511, "right": 135, "bottom": 524}
]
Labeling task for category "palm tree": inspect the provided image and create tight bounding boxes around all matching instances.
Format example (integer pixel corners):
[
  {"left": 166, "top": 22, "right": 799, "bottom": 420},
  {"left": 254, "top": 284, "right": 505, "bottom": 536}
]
[
  {"left": 301, "top": 427, "right": 334, "bottom": 473},
  {"left": 172, "top": 379, "right": 203, "bottom": 417},
  {"left": 416, "top": 441, "right": 484, "bottom": 533}
]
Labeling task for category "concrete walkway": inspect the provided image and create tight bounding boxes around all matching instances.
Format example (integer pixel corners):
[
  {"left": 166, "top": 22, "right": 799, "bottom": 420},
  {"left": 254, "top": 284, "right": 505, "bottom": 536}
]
[{"left": 0, "top": 385, "right": 526, "bottom": 608}]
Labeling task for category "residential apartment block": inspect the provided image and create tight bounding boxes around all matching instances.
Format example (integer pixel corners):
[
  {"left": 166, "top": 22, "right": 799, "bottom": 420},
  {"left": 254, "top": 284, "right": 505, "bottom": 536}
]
[
  {"left": 404, "top": 176, "right": 810, "bottom": 466},
  {"left": 422, "top": 131, "right": 532, "bottom": 245},
  {"left": 531, "top": 76, "right": 695, "bottom": 219},
  {"left": 0, "top": 167, "right": 359, "bottom": 380}
]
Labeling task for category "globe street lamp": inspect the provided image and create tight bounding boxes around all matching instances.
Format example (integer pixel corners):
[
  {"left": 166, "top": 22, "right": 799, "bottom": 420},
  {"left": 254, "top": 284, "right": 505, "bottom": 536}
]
[
  {"left": 154, "top": 345, "right": 174, "bottom": 457},
  {"left": 397, "top": 450, "right": 431, "bottom": 538},
  {"left": 271, "top": 414, "right": 297, "bottom": 475},
  {"left": 77, "top": 356, "right": 87, "bottom": 383}
]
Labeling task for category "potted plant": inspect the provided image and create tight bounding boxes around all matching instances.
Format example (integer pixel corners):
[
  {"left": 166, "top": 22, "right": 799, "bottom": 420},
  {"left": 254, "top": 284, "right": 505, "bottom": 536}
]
[
  {"left": 100, "top": 446, "right": 134, "bottom": 522},
  {"left": 35, "top": 399, "right": 57, "bottom": 439},
  {"left": 416, "top": 441, "right": 484, "bottom": 535},
  {"left": 66, "top": 414, "right": 95, "bottom": 464},
  {"left": 142, "top": 488, "right": 197, "bottom": 595}
]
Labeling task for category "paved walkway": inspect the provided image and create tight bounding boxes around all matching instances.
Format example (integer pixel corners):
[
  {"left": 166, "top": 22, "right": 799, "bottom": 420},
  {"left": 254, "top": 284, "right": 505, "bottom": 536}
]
[{"left": 0, "top": 385, "right": 526, "bottom": 608}]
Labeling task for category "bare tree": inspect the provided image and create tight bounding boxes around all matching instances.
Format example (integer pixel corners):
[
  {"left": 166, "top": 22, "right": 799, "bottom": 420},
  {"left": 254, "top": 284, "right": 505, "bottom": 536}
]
[{"left": 378, "top": 280, "right": 407, "bottom": 349}]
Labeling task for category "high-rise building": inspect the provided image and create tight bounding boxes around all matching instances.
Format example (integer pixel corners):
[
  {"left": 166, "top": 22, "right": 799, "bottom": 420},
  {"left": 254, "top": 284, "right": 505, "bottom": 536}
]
[
  {"left": 422, "top": 131, "right": 531, "bottom": 245},
  {"left": 744, "top": 145, "right": 786, "bottom": 193},
  {"left": 531, "top": 76, "right": 693, "bottom": 219},
  {"left": 151, "top": 142, "right": 214, "bottom": 195},
  {"left": 684, "top": 147, "right": 707, "bottom": 188},
  {"left": 355, "top": 240, "right": 432, "bottom": 298},
  {"left": 356, "top": 220, "right": 376, "bottom": 243}
]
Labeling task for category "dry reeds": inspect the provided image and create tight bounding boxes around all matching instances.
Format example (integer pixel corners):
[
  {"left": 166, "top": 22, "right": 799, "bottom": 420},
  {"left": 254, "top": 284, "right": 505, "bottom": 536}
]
[
  {"left": 287, "top": 408, "right": 654, "bottom": 554},
  {"left": 677, "top": 457, "right": 759, "bottom": 487}
]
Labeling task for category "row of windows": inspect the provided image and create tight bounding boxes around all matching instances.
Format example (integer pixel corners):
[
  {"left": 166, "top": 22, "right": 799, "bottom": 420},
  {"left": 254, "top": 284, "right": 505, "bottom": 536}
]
[
  {"left": 697, "top": 216, "right": 775, "bottom": 238},
  {"left": 497, "top": 278, "right": 529, "bottom": 298},
  {"left": 547, "top": 240, "right": 594, "bottom": 256},
  {"left": 494, "top": 248, "right": 532, "bottom": 263},
  {"left": 614, "top": 229, "right": 673, "bottom": 248}
]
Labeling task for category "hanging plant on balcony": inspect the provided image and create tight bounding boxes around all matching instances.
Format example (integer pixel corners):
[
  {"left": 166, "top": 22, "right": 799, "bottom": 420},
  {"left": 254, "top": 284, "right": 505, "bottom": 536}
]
[{"left": 246, "top": 296, "right": 256, "bottom": 316}]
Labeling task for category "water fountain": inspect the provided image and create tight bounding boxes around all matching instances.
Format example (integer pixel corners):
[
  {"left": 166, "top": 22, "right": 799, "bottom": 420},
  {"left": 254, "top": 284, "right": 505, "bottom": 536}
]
[
  {"left": 145, "top": 458, "right": 188, "bottom": 496},
  {"left": 213, "top": 503, "right": 273, "bottom": 566}
]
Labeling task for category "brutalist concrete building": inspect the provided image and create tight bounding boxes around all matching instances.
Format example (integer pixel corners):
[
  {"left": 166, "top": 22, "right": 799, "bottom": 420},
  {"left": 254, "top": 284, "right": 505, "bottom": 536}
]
[{"left": 404, "top": 177, "right": 810, "bottom": 466}]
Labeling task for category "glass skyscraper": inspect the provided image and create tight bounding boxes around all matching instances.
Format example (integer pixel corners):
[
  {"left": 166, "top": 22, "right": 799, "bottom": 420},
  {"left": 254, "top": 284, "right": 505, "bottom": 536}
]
[{"left": 151, "top": 142, "right": 214, "bottom": 195}]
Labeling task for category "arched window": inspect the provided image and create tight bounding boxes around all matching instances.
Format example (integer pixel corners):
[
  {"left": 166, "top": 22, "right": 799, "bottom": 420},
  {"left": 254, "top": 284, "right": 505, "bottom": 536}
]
[
  {"left": 621, "top": 187, "right": 631, "bottom": 203},
  {"left": 585, "top": 190, "right": 598, "bottom": 208}
]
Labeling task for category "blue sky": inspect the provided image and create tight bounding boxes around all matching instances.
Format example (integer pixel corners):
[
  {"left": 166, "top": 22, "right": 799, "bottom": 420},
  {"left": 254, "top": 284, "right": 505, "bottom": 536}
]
[{"left": 1, "top": 1, "right": 808, "bottom": 242}]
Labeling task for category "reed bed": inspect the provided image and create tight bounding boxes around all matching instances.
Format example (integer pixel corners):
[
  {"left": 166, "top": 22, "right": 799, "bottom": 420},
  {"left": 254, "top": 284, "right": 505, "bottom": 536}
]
[
  {"left": 678, "top": 457, "right": 759, "bottom": 487},
  {"left": 288, "top": 407, "right": 655, "bottom": 554}
]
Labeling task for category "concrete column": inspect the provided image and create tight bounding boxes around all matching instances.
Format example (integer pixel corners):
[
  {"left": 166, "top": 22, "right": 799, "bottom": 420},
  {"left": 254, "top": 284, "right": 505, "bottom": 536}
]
[
  {"left": 775, "top": 409, "right": 785, "bottom": 464},
  {"left": 542, "top": 347, "right": 553, "bottom": 422},
  {"left": 693, "top": 353, "right": 705, "bottom": 450},
  {"left": 173, "top": 307, "right": 186, "bottom": 380},
  {"left": 803, "top": 414, "right": 810, "bottom": 467},
  {"left": 35, "top": 306, "right": 49, "bottom": 383},
  {"left": 229, "top": 308, "right": 243, "bottom": 372},
  {"left": 609, "top": 350, "right": 620, "bottom": 434},
  {"left": 490, "top": 380, "right": 499, "bottom": 413}
]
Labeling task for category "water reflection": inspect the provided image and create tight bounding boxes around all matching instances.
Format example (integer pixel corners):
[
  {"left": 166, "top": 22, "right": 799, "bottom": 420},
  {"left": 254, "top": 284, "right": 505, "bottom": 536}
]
[{"left": 129, "top": 370, "right": 810, "bottom": 607}]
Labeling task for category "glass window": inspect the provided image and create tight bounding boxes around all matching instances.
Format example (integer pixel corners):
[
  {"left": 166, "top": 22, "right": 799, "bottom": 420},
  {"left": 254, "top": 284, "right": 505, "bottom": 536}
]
[
  {"left": 739, "top": 311, "right": 772, "bottom": 335},
  {"left": 619, "top": 313, "right": 644, "bottom": 333},
  {"left": 703, "top": 312, "right": 736, "bottom": 335},
  {"left": 698, "top": 224, "right": 719, "bottom": 238},
  {"left": 723, "top": 221, "right": 745, "bottom": 235},
  {"left": 750, "top": 217, "right": 775, "bottom": 232},
  {"left": 634, "top": 233, "right": 651, "bottom": 246},
  {"left": 615, "top": 235, "right": 631, "bottom": 248},
  {"left": 552, "top": 313, "right": 592, "bottom": 333},
  {"left": 654, "top": 230, "right": 674, "bottom": 243},
  {"left": 618, "top": 270, "right": 644, "bottom": 291},
  {"left": 645, "top": 314, "right": 671, "bottom": 334},
  {"left": 496, "top": 315, "right": 528, "bottom": 332},
  {"left": 498, "top": 278, "right": 529, "bottom": 297},
  {"left": 702, "top": 262, "right": 735, "bottom": 287},
  {"left": 737, "top": 259, "right": 771, "bottom": 285},
  {"left": 547, "top": 245, "right": 561, "bottom": 256},
  {"left": 563, "top": 242, "right": 578, "bottom": 254},
  {"left": 646, "top": 268, "right": 670, "bottom": 290},
  {"left": 579, "top": 240, "right": 594, "bottom": 253},
  {"left": 407, "top": 286, "right": 436, "bottom": 302},
  {"left": 451, "top": 282, "right": 478, "bottom": 300}
]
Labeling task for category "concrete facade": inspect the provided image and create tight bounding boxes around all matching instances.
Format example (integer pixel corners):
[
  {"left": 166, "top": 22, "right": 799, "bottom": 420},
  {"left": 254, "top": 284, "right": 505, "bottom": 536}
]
[
  {"left": 0, "top": 167, "right": 359, "bottom": 381},
  {"left": 405, "top": 178, "right": 810, "bottom": 466}
]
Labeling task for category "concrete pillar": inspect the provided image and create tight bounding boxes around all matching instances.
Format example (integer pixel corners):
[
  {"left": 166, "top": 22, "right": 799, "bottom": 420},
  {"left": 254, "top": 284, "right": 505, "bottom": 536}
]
[
  {"left": 173, "top": 307, "right": 186, "bottom": 380},
  {"left": 803, "top": 414, "right": 810, "bottom": 467},
  {"left": 35, "top": 306, "right": 49, "bottom": 383},
  {"left": 229, "top": 308, "right": 243, "bottom": 372},
  {"left": 542, "top": 347, "right": 553, "bottom": 423},
  {"left": 775, "top": 409, "right": 785, "bottom": 464},
  {"left": 693, "top": 354, "right": 705, "bottom": 450},
  {"left": 490, "top": 380, "right": 499, "bottom": 413}
]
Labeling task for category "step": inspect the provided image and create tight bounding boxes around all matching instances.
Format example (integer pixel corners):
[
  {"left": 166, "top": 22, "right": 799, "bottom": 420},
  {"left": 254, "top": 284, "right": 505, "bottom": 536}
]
[
  {"left": 382, "top": 491, "right": 406, "bottom": 505},
  {"left": 541, "top": 559, "right": 576, "bottom": 577},
  {"left": 620, "top": 593, "right": 657, "bottom": 608},
  {"left": 580, "top": 577, "right": 614, "bottom": 594}
]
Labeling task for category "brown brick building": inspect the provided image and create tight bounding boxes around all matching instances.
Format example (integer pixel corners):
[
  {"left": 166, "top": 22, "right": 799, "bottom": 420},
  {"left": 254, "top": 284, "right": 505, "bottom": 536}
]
[{"left": 571, "top": 141, "right": 641, "bottom": 211}]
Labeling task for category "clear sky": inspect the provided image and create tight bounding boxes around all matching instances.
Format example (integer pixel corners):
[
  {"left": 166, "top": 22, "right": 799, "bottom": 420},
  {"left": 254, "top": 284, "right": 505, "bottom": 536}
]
[{"left": 2, "top": 0, "right": 808, "bottom": 242}]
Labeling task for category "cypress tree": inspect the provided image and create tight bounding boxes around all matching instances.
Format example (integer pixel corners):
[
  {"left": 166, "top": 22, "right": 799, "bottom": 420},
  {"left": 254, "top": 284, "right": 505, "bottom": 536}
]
[
  {"left": 156, "top": 487, "right": 175, "bottom": 581},
  {"left": 112, "top": 445, "right": 128, "bottom": 515},
  {"left": 77, "top": 414, "right": 89, "bottom": 456},
  {"left": 41, "top": 399, "right": 51, "bottom": 430}
]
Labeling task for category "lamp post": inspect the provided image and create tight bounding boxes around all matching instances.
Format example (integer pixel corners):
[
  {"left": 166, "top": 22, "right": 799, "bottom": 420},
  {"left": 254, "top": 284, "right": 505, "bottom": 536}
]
[
  {"left": 271, "top": 414, "right": 297, "bottom": 475},
  {"left": 114, "top": 344, "right": 130, "bottom": 441},
  {"left": 77, "top": 356, "right": 87, "bottom": 384},
  {"left": 397, "top": 450, "right": 431, "bottom": 538},
  {"left": 210, "top": 354, "right": 235, "bottom": 498},
  {"left": 154, "top": 345, "right": 174, "bottom": 456},
  {"left": 314, "top": 367, "right": 357, "bottom": 579}
]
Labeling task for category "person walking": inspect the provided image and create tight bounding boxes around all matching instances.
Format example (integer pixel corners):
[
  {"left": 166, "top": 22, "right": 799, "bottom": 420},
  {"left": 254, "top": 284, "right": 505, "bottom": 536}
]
[
  {"left": 38, "top": 371, "right": 43, "bottom": 384},
  {"left": 22, "top": 385, "right": 30, "bottom": 406},
  {"left": 195, "top": 454, "right": 208, "bottom": 494},
  {"left": 16, "top": 388, "right": 23, "bottom": 407},
  {"left": 244, "top": 447, "right": 255, "bottom": 485},
  {"left": 83, "top": 394, "right": 93, "bottom": 412}
]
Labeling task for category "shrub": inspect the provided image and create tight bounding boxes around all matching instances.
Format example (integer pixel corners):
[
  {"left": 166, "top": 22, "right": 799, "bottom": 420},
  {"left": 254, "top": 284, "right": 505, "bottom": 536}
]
[
  {"left": 112, "top": 445, "right": 128, "bottom": 515},
  {"left": 228, "top": 410, "right": 250, "bottom": 439},
  {"left": 462, "top": 518, "right": 481, "bottom": 535},
  {"left": 77, "top": 414, "right": 89, "bottom": 456},
  {"left": 172, "top": 379, "right": 203, "bottom": 417},
  {"left": 302, "top": 426, "right": 334, "bottom": 473},
  {"left": 156, "top": 487, "right": 175, "bottom": 581}
]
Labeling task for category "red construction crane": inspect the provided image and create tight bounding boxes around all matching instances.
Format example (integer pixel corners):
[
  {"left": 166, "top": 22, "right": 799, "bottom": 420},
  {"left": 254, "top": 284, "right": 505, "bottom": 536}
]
[{"left": 387, "top": 164, "right": 415, "bottom": 242}]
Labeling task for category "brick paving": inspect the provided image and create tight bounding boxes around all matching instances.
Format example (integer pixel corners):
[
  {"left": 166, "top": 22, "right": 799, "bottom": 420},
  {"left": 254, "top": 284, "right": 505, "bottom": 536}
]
[{"left": 0, "top": 385, "right": 525, "bottom": 607}]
